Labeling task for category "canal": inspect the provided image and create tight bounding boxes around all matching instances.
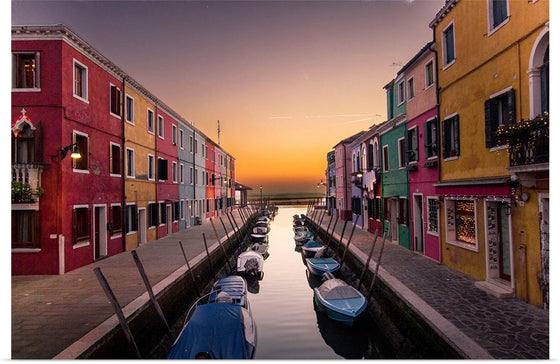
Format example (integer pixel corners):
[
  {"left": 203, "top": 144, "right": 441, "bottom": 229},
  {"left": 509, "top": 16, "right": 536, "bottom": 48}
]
[{"left": 247, "top": 206, "right": 395, "bottom": 359}]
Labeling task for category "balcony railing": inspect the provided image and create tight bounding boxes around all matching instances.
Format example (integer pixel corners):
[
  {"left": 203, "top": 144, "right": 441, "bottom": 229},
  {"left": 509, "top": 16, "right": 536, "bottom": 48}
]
[
  {"left": 497, "top": 115, "right": 549, "bottom": 167},
  {"left": 12, "top": 164, "right": 44, "bottom": 204}
]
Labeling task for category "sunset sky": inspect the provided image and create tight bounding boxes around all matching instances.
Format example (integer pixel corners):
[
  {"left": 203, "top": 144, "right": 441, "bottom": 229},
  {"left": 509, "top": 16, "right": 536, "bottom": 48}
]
[{"left": 12, "top": 0, "right": 443, "bottom": 196}]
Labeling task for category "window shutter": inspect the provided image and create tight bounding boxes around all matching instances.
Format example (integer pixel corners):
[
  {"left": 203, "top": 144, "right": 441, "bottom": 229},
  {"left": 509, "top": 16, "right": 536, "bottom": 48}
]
[
  {"left": 72, "top": 208, "right": 77, "bottom": 245},
  {"left": 434, "top": 118, "right": 439, "bottom": 156},
  {"left": 484, "top": 98, "right": 499, "bottom": 148},
  {"left": 453, "top": 115, "right": 460, "bottom": 156},
  {"left": 109, "top": 206, "right": 113, "bottom": 235},
  {"left": 125, "top": 206, "right": 129, "bottom": 233},
  {"left": 442, "top": 119, "right": 449, "bottom": 158},
  {"left": 423, "top": 122, "right": 430, "bottom": 158},
  {"left": 507, "top": 88, "right": 516, "bottom": 127},
  {"left": 404, "top": 129, "right": 410, "bottom": 164},
  {"left": 132, "top": 205, "right": 138, "bottom": 231}
]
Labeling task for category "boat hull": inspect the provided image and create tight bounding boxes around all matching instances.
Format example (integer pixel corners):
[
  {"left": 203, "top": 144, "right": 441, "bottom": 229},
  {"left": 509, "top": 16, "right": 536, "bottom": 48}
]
[
  {"left": 313, "top": 293, "right": 364, "bottom": 326},
  {"left": 306, "top": 258, "right": 340, "bottom": 276}
]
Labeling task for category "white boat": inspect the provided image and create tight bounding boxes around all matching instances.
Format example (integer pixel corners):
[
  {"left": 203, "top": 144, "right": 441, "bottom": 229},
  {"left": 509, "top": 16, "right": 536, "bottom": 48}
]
[{"left": 236, "top": 251, "right": 264, "bottom": 279}]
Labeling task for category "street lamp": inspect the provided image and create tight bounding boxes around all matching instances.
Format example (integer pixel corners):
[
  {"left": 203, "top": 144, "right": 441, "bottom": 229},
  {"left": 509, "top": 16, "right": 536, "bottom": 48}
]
[{"left": 60, "top": 142, "right": 81, "bottom": 160}]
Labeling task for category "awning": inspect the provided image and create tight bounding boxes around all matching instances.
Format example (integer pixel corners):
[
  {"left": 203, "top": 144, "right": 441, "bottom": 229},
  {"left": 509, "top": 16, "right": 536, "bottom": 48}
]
[{"left": 434, "top": 178, "right": 512, "bottom": 197}]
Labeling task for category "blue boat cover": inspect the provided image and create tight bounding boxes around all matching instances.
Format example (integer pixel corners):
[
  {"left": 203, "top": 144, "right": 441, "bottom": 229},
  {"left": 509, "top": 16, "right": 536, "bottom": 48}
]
[
  {"left": 168, "top": 303, "right": 255, "bottom": 359},
  {"left": 304, "top": 240, "right": 322, "bottom": 248}
]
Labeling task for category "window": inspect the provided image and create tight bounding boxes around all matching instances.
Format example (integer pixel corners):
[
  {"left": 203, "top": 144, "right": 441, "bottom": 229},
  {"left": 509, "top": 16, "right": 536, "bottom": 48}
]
[
  {"left": 12, "top": 210, "right": 39, "bottom": 249},
  {"left": 427, "top": 198, "right": 439, "bottom": 234},
  {"left": 488, "top": 0, "right": 509, "bottom": 32},
  {"left": 424, "top": 118, "right": 439, "bottom": 158},
  {"left": 73, "top": 132, "right": 89, "bottom": 171},
  {"left": 189, "top": 136, "right": 193, "bottom": 153},
  {"left": 180, "top": 164, "right": 184, "bottom": 183},
  {"left": 195, "top": 168, "right": 198, "bottom": 185},
  {"left": 157, "top": 116, "right": 164, "bottom": 138},
  {"left": 172, "top": 125, "right": 177, "bottom": 145},
  {"left": 398, "top": 138, "right": 406, "bottom": 168},
  {"left": 12, "top": 122, "right": 38, "bottom": 164},
  {"left": 190, "top": 167, "right": 193, "bottom": 184},
  {"left": 13, "top": 52, "right": 40, "bottom": 89},
  {"left": 110, "top": 205, "right": 122, "bottom": 236},
  {"left": 173, "top": 201, "right": 180, "bottom": 221},
  {"left": 351, "top": 197, "right": 361, "bottom": 215},
  {"left": 158, "top": 158, "right": 168, "bottom": 181},
  {"left": 446, "top": 199, "right": 476, "bottom": 248},
  {"left": 212, "top": 150, "right": 215, "bottom": 162},
  {"left": 194, "top": 139, "right": 198, "bottom": 155},
  {"left": 72, "top": 206, "right": 90, "bottom": 245},
  {"left": 407, "top": 78, "right": 414, "bottom": 100},
  {"left": 148, "top": 203, "right": 158, "bottom": 227},
  {"left": 172, "top": 161, "right": 177, "bottom": 183},
  {"left": 180, "top": 200, "right": 185, "bottom": 220},
  {"left": 485, "top": 88, "right": 515, "bottom": 148},
  {"left": 110, "top": 84, "right": 121, "bottom": 117},
  {"left": 374, "top": 198, "right": 382, "bottom": 220},
  {"left": 442, "top": 22, "right": 456, "bottom": 67},
  {"left": 425, "top": 60, "right": 434, "bottom": 88},
  {"left": 397, "top": 80, "right": 405, "bottom": 105},
  {"left": 205, "top": 146, "right": 208, "bottom": 159},
  {"left": 382, "top": 145, "right": 389, "bottom": 172},
  {"left": 73, "top": 60, "right": 87, "bottom": 100},
  {"left": 126, "top": 148, "right": 135, "bottom": 178},
  {"left": 398, "top": 198, "right": 409, "bottom": 226},
  {"left": 148, "top": 155, "right": 155, "bottom": 180},
  {"left": 160, "top": 202, "right": 166, "bottom": 224},
  {"left": 125, "top": 204, "right": 138, "bottom": 233},
  {"left": 383, "top": 198, "right": 390, "bottom": 221},
  {"left": 406, "top": 127, "right": 419, "bottom": 163},
  {"left": 207, "top": 199, "right": 210, "bottom": 213},
  {"left": 442, "top": 114, "right": 460, "bottom": 158},
  {"left": 110, "top": 143, "right": 121, "bottom": 176},
  {"left": 126, "top": 95, "right": 134, "bottom": 124},
  {"left": 179, "top": 130, "right": 184, "bottom": 149},
  {"left": 147, "top": 109, "right": 154, "bottom": 133}
]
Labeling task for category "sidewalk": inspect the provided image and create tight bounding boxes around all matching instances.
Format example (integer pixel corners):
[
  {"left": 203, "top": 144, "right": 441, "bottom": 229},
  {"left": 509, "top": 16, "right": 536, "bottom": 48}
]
[
  {"left": 11, "top": 210, "right": 250, "bottom": 359},
  {"left": 311, "top": 212, "right": 549, "bottom": 359}
]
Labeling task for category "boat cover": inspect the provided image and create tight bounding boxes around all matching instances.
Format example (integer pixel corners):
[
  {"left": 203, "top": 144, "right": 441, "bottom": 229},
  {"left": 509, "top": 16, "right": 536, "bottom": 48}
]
[
  {"left": 304, "top": 240, "right": 322, "bottom": 248},
  {"left": 318, "top": 279, "right": 361, "bottom": 300},
  {"left": 168, "top": 303, "right": 256, "bottom": 359},
  {"left": 237, "top": 251, "right": 264, "bottom": 273}
]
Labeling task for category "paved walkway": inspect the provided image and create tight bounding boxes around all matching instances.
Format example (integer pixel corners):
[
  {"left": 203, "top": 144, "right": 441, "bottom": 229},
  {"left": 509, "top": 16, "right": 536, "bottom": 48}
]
[
  {"left": 309, "top": 210, "right": 549, "bottom": 359},
  {"left": 11, "top": 209, "right": 252, "bottom": 359}
]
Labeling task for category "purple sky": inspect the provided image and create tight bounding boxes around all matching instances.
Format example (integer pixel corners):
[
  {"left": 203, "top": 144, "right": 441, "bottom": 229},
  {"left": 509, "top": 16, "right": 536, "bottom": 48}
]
[{"left": 12, "top": 0, "right": 444, "bottom": 196}]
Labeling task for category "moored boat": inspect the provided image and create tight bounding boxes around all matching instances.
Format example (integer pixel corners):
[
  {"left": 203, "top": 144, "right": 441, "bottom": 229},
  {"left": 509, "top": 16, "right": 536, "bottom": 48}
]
[
  {"left": 236, "top": 251, "right": 264, "bottom": 279},
  {"left": 209, "top": 275, "right": 249, "bottom": 309},
  {"left": 313, "top": 277, "right": 367, "bottom": 326},
  {"left": 253, "top": 226, "right": 268, "bottom": 234},
  {"left": 301, "top": 240, "right": 323, "bottom": 258},
  {"left": 306, "top": 257, "right": 340, "bottom": 276},
  {"left": 294, "top": 231, "right": 314, "bottom": 245},
  {"left": 249, "top": 242, "right": 269, "bottom": 256},
  {"left": 250, "top": 233, "right": 268, "bottom": 243}
]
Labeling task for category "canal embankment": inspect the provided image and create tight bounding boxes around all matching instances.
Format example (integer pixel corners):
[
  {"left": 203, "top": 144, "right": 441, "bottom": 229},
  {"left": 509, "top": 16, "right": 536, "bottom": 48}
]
[
  {"left": 11, "top": 207, "right": 259, "bottom": 359},
  {"left": 305, "top": 206, "right": 549, "bottom": 359}
]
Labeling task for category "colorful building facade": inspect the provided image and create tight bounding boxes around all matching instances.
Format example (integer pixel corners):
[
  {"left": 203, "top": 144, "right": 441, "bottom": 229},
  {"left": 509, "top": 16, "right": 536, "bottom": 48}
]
[{"left": 333, "top": 132, "right": 364, "bottom": 221}]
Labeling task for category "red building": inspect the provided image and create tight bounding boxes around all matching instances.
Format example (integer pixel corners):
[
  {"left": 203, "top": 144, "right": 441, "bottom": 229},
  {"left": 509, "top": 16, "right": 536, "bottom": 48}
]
[{"left": 12, "top": 25, "right": 125, "bottom": 274}]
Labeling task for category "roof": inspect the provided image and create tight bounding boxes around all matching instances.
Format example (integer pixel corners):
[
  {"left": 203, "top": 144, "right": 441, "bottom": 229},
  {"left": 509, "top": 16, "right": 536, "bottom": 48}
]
[
  {"left": 429, "top": 0, "right": 460, "bottom": 29},
  {"left": 396, "top": 41, "right": 434, "bottom": 76},
  {"left": 234, "top": 182, "right": 252, "bottom": 191},
  {"left": 332, "top": 130, "right": 365, "bottom": 149}
]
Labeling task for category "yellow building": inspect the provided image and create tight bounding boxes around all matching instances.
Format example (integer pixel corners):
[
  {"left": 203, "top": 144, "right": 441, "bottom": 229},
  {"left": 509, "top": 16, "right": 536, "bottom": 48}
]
[
  {"left": 430, "top": 0, "right": 548, "bottom": 307},
  {"left": 123, "top": 80, "right": 158, "bottom": 250}
]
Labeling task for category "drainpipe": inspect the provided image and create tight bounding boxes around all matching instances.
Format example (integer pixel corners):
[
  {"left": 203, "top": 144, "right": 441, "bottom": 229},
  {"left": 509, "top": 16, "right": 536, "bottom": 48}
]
[
  {"left": 121, "top": 76, "right": 126, "bottom": 252},
  {"left": 432, "top": 27, "right": 443, "bottom": 263},
  {"left": 155, "top": 101, "right": 159, "bottom": 239}
]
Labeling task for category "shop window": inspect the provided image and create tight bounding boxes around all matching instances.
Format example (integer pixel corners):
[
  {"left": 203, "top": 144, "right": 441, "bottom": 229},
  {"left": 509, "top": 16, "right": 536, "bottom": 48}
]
[
  {"left": 446, "top": 199, "right": 477, "bottom": 249},
  {"left": 427, "top": 198, "right": 439, "bottom": 234}
]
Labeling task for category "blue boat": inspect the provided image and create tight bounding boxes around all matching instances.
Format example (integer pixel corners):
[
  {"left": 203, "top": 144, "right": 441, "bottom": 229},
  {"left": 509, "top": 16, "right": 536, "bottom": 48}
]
[
  {"left": 209, "top": 276, "right": 248, "bottom": 309},
  {"left": 250, "top": 233, "right": 268, "bottom": 243},
  {"left": 313, "top": 278, "right": 367, "bottom": 326},
  {"left": 167, "top": 303, "right": 257, "bottom": 359},
  {"left": 306, "top": 258, "right": 340, "bottom": 276},
  {"left": 301, "top": 240, "right": 323, "bottom": 258}
]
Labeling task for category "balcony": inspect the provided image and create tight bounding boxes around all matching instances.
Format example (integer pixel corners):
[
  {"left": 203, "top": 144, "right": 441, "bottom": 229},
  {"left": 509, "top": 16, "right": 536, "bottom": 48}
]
[
  {"left": 12, "top": 164, "right": 44, "bottom": 208},
  {"left": 498, "top": 115, "right": 549, "bottom": 187}
]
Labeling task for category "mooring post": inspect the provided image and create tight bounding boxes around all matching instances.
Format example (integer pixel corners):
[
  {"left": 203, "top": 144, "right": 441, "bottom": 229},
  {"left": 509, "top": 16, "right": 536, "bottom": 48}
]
[
  {"left": 357, "top": 229, "right": 380, "bottom": 288},
  {"left": 339, "top": 215, "right": 358, "bottom": 258},
  {"left": 93, "top": 267, "right": 142, "bottom": 359},
  {"left": 318, "top": 209, "right": 327, "bottom": 232},
  {"left": 210, "top": 219, "right": 233, "bottom": 272},
  {"left": 340, "top": 216, "right": 361, "bottom": 267},
  {"left": 225, "top": 212, "right": 243, "bottom": 249},
  {"left": 202, "top": 233, "right": 217, "bottom": 281},
  {"left": 338, "top": 218, "right": 349, "bottom": 248},
  {"left": 130, "top": 250, "right": 172, "bottom": 340},
  {"left": 368, "top": 232, "right": 388, "bottom": 300},
  {"left": 327, "top": 215, "right": 339, "bottom": 253},
  {"left": 238, "top": 207, "right": 247, "bottom": 225},
  {"left": 324, "top": 212, "right": 334, "bottom": 243},
  {"left": 218, "top": 215, "right": 238, "bottom": 250},
  {"left": 178, "top": 241, "right": 201, "bottom": 298}
]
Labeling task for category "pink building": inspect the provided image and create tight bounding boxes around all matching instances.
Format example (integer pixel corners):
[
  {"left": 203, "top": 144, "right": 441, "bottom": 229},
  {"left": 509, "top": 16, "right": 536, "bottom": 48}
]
[
  {"left": 334, "top": 131, "right": 364, "bottom": 221},
  {"left": 402, "top": 42, "right": 441, "bottom": 262}
]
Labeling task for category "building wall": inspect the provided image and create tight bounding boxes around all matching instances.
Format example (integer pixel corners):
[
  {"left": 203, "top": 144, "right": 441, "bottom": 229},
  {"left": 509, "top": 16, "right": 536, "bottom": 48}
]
[
  {"left": 177, "top": 121, "right": 194, "bottom": 230},
  {"left": 205, "top": 141, "right": 216, "bottom": 218}
]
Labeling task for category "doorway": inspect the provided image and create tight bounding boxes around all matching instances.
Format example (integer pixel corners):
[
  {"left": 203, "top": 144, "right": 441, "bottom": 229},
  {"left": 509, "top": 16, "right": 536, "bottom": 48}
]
[
  {"left": 486, "top": 201, "right": 512, "bottom": 282},
  {"left": 138, "top": 208, "right": 147, "bottom": 245},
  {"left": 390, "top": 198, "right": 398, "bottom": 243},
  {"left": 413, "top": 195, "right": 424, "bottom": 253},
  {"left": 94, "top": 205, "right": 107, "bottom": 260},
  {"left": 166, "top": 205, "right": 172, "bottom": 235}
]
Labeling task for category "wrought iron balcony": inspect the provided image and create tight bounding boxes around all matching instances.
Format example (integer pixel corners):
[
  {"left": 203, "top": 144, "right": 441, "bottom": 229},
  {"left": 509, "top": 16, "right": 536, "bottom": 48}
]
[
  {"left": 497, "top": 115, "right": 549, "bottom": 167},
  {"left": 12, "top": 164, "right": 44, "bottom": 204}
]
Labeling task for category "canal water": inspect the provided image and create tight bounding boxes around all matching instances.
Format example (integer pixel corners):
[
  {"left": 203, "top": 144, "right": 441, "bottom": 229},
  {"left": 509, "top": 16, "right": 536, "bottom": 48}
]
[{"left": 248, "top": 206, "right": 395, "bottom": 359}]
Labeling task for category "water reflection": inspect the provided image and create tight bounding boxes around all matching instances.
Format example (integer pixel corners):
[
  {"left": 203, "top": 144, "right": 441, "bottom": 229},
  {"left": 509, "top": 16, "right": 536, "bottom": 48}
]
[{"left": 246, "top": 276, "right": 260, "bottom": 294}]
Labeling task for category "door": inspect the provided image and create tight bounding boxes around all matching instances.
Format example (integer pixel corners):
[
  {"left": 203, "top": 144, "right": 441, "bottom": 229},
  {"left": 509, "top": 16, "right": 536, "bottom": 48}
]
[
  {"left": 497, "top": 203, "right": 511, "bottom": 281},
  {"left": 390, "top": 198, "right": 398, "bottom": 243},
  {"left": 166, "top": 205, "right": 172, "bottom": 235},
  {"left": 414, "top": 195, "right": 424, "bottom": 252},
  {"left": 94, "top": 207, "right": 100, "bottom": 259},
  {"left": 138, "top": 208, "right": 146, "bottom": 245},
  {"left": 94, "top": 206, "right": 107, "bottom": 260}
]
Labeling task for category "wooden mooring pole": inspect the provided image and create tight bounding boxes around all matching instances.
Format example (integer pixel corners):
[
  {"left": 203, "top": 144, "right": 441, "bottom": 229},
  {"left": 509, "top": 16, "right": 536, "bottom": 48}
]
[
  {"left": 202, "top": 233, "right": 217, "bottom": 281},
  {"left": 357, "top": 229, "right": 380, "bottom": 288},
  {"left": 368, "top": 232, "right": 388, "bottom": 300},
  {"left": 209, "top": 219, "right": 233, "bottom": 272},
  {"left": 340, "top": 216, "right": 361, "bottom": 267},
  {"left": 93, "top": 267, "right": 142, "bottom": 359},
  {"left": 130, "top": 250, "right": 172, "bottom": 340},
  {"left": 178, "top": 241, "right": 201, "bottom": 298}
]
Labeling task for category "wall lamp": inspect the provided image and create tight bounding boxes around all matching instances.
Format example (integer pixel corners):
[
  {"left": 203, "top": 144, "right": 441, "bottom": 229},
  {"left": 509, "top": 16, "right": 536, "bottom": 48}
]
[
  {"left": 317, "top": 180, "right": 325, "bottom": 188},
  {"left": 61, "top": 142, "right": 81, "bottom": 160}
]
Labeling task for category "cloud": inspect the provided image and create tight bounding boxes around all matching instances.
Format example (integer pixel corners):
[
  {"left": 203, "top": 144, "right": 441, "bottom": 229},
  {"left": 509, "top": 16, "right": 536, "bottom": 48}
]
[
  {"left": 269, "top": 116, "right": 293, "bottom": 120},
  {"left": 342, "top": 117, "right": 373, "bottom": 125}
]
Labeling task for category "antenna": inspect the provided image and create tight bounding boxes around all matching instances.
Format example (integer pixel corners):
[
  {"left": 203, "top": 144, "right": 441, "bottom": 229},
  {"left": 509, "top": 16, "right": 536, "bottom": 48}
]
[
  {"left": 217, "top": 120, "right": 221, "bottom": 145},
  {"left": 390, "top": 61, "right": 403, "bottom": 75}
]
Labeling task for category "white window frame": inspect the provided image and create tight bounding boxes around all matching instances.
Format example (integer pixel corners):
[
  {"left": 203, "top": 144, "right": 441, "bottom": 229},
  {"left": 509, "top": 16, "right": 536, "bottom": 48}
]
[
  {"left": 109, "top": 141, "right": 121, "bottom": 177},
  {"left": 407, "top": 126, "right": 419, "bottom": 164},
  {"left": 397, "top": 137, "right": 406, "bottom": 169},
  {"left": 125, "top": 94, "right": 134, "bottom": 125},
  {"left": 407, "top": 77, "right": 414, "bottom": 100},
  {"left": 172, "top": 161, "right": 178, "bottom": 183},
  {"left": 444, "top": 197, "right": 478, "bottom": 252},
  {"left": 126, "top": 202, "right": 137, "bottom": 235},
  {"left": 397, "top": 79, "right": 405, "bottom": 105},
  {"left": 180, "top": 200, "right": 185, "bottom": 220},
  {"left": 12, "top": 52, "right": 41, "bottom": 92},
  {"left": 382, "top": 145, "right": 389, "bottom": 172},
  {"left": 442, "top": 20, "right": 456, "bottom": 70},
  {"left": 109, "top": 83, "right": 121, "bottom": 119},
  {"left": 189, "top": 135, "right": 193, "bottom": 153},
  {"left": 157, "top": 115, "right": 164, "bottom": 139},
  {"left": 180, "top": 129, "right": 184, "bottom": 149},
  {"left": 110, "top": 203, "right": 123, "bottom": 239},
  {"left": 487, "top": 0, "right": 510, "bottom": 37},
  {"left": 443, "top": 112, "right": 460, "bottom": 161},
  {"left": 172, "top": 125, "right": 177, "bottom": 145},
  {"left": 126, "top": 147, "right": 135, "bottom": 178},
  {"left": 72, "top": 130, "right": 90, "bottom": 174},
  {"left": 72, "top": 58, "right": 88, "bottom": 102},
  {"left": 426, "top": 196, "right": 440, "bottom": 237},
  {"left": 180, "top": 164, "right": 184, "bottom": 183},
  {"left": 205, "top": 145, "right": 209, "bottom": 160},
  {"left": 147, "top": 154, "right": 155, "bottom": 181},
  {"left": 425, "top": 59, "right": 435, "bottom": 89},
  {"left": 72, "top": 204, "right": 91, "bottom": 249},
  {"left": 147, "top": 108, "right": 155, "bottom": 135}
]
